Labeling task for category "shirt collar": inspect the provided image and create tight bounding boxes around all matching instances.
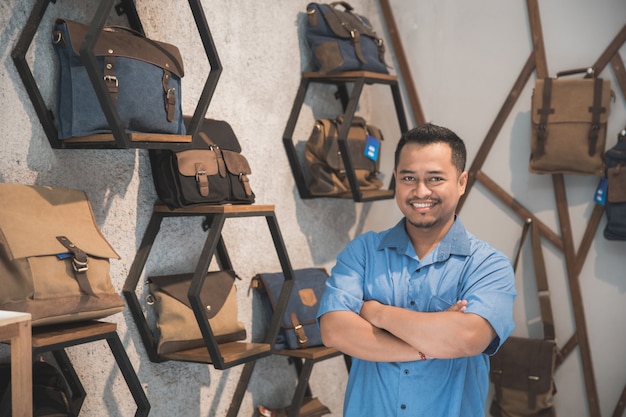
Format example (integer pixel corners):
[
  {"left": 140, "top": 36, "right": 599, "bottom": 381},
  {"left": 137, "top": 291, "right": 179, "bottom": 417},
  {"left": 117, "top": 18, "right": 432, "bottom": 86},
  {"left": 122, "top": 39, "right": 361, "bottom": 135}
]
[{"left": 379, "top": 216, "right": 472, "bottom": 261}]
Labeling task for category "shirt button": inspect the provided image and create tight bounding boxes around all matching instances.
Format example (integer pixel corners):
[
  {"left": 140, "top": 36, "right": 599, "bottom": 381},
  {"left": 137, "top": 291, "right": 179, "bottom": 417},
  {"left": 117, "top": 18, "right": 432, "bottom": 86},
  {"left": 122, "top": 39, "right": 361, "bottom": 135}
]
[
  {"left": 401, "top": 404, "right": 407, "bottom": 410},
  {"left": 404, "top": 369, "right": 409, "bottom": 375},
  {"left": 410, "top": 300, "right": 416, "bottom": 306},
  {"left": 416, "top": 268, "right": 421, "bottom": 273}
]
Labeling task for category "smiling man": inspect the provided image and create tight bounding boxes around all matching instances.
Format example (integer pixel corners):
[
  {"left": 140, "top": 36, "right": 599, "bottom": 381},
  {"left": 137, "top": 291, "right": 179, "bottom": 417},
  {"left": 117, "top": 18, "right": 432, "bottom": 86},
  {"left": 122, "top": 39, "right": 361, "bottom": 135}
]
[{"left": 317, "top": 123, "right": 516, "bottom": 417}]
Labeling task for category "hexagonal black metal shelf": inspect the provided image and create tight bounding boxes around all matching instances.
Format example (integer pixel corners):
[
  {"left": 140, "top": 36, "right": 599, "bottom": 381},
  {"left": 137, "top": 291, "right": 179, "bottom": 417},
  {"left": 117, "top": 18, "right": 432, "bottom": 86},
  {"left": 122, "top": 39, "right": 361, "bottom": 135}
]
[
  {"left": 282, "top": 71, "right": 410, "bottom": 202},
  {"left": 11, "top": 0, "right": 221, "bottom": 149}
]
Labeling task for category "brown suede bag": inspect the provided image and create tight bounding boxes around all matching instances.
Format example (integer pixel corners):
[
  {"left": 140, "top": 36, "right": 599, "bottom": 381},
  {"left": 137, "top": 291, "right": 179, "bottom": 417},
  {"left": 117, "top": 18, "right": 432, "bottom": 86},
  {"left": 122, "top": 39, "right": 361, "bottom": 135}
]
[
  {"left": 530, "top": 70, "right": 611, "bottom": 176},
  {"left": 305, "top": 115, "right": 384, "bottom": 196},
  {"left": 0, "top": 184, "right": 124, "bottom": 326},
  {"left": 148, "top": 270, "right": 246, "bottom": 356}
]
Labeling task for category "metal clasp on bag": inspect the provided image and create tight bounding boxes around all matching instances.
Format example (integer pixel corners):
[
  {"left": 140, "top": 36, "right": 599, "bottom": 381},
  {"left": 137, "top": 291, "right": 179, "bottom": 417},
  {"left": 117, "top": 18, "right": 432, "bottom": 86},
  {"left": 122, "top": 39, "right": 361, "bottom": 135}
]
[
  {"left": 146, "top": 294, "right": 155, "bottom": 305},
  {"left": 166, "top": 87, "right": 176, "bottom": 98},
  {"left": 195, "top": 170, "right": 207, "bottom": 182},
  {"left": 104, "top": 75, "right": 118, "bottom": 87},
  {"left": 52, "top": 31, "right": 62, "bottom": 45},
  {"left": 294, "top": 324, "right": 308, "bottom": 344},
  {"left": 72, "top": 257, "right": 89, "bottom": 273}
]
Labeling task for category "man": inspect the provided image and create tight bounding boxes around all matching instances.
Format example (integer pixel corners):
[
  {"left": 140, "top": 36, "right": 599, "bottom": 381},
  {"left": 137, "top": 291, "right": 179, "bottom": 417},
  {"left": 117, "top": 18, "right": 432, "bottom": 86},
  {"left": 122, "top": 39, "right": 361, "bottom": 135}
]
[{"left": 317, "top": 123, "right": 516, "bottom": 416}]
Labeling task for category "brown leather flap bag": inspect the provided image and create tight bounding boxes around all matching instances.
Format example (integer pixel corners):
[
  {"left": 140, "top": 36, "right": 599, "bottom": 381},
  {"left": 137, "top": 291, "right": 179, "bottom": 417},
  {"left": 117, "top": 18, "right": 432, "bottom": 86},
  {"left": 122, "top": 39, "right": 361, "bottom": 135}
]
[
  {"left": 490, "top": 337, "right": 557, "bottom": 415},
  {"left": 54, "top": 18, "right": 184, "bottom": 77},
  {"left": 0, "top": 183, "right": 124, "bottom": 326}
]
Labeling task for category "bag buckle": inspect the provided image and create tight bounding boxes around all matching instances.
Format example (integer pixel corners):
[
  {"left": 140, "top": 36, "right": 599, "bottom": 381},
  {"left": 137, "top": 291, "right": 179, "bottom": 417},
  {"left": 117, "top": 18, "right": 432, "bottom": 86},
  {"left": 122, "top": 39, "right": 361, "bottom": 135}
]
[
  {"left": 72, "top": 257, "right": 89, "bottom": 273},
  {"left": 195, "top": 170, "right": 207, "bottom": 182},
  {"left": 103, "top": 75, "right": 118, "bottom": 87},
  {"left": 294, "top": 324, "right": 308, "bottom": 344}
]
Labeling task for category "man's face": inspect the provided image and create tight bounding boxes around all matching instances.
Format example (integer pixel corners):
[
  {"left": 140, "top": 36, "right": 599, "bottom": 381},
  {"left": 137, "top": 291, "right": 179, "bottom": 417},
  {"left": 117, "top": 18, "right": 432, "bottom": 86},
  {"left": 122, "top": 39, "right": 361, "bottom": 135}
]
[{"left": 394, "top": 142, "right": 467, "bottom": 232}]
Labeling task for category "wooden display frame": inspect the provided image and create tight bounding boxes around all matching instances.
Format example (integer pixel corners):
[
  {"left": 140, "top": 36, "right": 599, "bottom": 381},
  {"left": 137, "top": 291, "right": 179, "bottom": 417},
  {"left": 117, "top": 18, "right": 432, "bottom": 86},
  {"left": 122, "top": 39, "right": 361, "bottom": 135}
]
[
  {"left": 452, "top": 3, "right": 626, "bottom": 417},
  {"left": 378, "top": 1, "right": 625, "bottom": 415}
]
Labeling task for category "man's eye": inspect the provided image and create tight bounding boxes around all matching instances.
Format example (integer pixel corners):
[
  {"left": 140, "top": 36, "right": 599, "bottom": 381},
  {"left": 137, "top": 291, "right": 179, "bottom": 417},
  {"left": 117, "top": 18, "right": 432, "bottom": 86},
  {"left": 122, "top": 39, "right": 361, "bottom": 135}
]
[
  {"left": 430, "top": 177, "right": 443, "bottom": 183},
  {"left": 401, "top": 176, "right": 416, "bottom": 182}
]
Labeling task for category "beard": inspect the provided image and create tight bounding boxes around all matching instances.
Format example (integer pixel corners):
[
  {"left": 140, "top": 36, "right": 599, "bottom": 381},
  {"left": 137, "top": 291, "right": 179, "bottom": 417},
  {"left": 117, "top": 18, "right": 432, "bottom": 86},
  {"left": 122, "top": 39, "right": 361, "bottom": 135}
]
[
  {"left": 404, "top": 198, "right": 441, "bottom": 229},
  {"left": 406, "top": 216, "right": 439, "bottom": 229}
]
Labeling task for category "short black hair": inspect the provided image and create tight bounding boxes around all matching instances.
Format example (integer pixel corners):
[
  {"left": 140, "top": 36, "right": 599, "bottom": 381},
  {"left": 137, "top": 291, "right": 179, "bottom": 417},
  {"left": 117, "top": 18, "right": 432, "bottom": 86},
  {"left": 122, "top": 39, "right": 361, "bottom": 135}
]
[{"left": 394, "top": 123, "right": 467, "bottom": 173}]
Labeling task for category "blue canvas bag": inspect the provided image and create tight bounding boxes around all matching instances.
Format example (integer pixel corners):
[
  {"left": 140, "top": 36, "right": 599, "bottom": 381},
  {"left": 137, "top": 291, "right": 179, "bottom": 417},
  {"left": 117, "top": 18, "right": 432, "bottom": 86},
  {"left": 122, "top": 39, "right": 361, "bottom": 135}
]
[
  {"left": 52, "top": 19, "right": 185, "bottom": 140},
  {"left": 254, "top": 268, "right": 329, "bottom": 350},
  {"left": 603, "top": 127, "right": 626, "bottom": 240},
  {"left": 305, "top": 2, "right": 389, "bottom": 74}
]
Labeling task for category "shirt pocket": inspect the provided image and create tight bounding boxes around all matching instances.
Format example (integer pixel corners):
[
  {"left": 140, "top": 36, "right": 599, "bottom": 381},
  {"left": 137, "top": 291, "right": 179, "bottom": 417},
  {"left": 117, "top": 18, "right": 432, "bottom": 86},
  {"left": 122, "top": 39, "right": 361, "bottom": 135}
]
[{"left": 427, "top": 294, "right": 455, "bottom": 312}]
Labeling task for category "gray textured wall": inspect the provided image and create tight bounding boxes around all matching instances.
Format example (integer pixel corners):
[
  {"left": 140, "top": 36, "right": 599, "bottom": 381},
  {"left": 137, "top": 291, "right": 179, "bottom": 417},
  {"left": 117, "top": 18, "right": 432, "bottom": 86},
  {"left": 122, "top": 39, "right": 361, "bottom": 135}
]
[{"left": 1, "top": 0, "right": 625, "bottom": 416}]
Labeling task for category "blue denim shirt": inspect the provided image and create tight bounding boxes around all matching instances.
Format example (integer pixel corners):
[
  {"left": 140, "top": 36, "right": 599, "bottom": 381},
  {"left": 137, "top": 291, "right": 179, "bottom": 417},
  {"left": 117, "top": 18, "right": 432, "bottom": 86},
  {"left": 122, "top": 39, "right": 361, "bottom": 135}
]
[{"left": 317, "top": 218, "right": 516, "bottom": 417}]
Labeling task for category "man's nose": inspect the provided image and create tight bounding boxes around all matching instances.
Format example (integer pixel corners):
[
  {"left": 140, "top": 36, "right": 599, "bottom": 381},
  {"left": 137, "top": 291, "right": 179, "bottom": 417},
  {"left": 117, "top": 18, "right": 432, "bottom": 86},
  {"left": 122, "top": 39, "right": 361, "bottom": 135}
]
[{"left": 414, "top": 180, "right": 431, "bottom": 198}]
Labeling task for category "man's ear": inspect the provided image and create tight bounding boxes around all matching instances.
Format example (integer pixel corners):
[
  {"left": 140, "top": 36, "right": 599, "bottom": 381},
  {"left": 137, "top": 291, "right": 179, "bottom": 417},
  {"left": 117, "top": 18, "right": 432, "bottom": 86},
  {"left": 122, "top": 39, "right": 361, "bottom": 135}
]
[{"left": 458, "top": 171, "right": 468, "bottom": 195}]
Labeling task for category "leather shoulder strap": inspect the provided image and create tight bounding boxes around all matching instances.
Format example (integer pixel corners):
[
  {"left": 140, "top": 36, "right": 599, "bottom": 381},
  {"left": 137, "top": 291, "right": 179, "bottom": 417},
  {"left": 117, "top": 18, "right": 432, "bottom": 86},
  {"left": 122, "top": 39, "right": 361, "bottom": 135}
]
[
  {"left": 587, "top": 78, "right": 607, "bottom": 156},
  {"left": 535, "top": 78, "right": 554, "bottom": 157},
  {"left": 512, "top": 220, "right": 556, "bottom": 341}
]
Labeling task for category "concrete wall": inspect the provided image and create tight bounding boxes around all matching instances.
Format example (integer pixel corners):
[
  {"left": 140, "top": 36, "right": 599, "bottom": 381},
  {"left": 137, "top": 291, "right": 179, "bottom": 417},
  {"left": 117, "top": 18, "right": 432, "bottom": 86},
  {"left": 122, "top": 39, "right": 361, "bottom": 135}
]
[{"left": 0, "top": 0, "right": 624, "bottom": 416}]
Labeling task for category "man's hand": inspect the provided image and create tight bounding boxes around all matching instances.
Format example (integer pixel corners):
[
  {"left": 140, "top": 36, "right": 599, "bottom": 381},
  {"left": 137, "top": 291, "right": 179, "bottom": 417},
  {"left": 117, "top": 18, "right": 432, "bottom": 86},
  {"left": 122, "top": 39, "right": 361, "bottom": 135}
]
[{"left": 447, "top": 300, "right": 468, "bottom": 312}]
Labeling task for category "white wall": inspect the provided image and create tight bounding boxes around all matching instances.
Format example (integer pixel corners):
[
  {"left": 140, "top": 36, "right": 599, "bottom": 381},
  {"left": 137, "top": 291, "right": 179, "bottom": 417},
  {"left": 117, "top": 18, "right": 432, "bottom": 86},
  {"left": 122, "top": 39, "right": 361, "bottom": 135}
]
[
  {"left": 0, "top": 0, "right": 624, "bottom": 416},
  {"left": 380, "top": 1, "right": 626, "bottom": 417}
]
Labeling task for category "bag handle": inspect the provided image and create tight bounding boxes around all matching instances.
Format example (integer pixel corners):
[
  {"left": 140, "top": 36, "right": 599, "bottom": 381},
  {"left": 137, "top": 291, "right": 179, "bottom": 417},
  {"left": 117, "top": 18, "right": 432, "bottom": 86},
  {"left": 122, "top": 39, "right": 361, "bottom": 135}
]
[
  {"left": 512, "top": 219, "right": 531, "bottom": 272},
  {"left": 556, "top": 67, "right": 596, "bottom": 79},
  {"left": 529, "top": 220, "right": 556, "bottom": 342},
  {"left": 102, "top": 25, "right": 145, "bottom": 38},
  {"left": 330, "top": 1, "right": 354, "bottom": 12}
]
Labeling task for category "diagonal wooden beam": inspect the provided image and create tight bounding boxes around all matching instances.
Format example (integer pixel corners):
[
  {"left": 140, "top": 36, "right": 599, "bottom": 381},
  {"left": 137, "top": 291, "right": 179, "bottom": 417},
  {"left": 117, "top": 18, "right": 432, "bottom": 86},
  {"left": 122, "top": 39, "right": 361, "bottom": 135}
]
[
  {"left": 552, "top": 175, "right": 601, "bottom": 416},
  {"left": 377, "top": 0, "right": 427, "bottom": 126},
  {"left": 475, "top": 171, "right": 562, "bottom": 251},
  {"left": 594, "top": 23, "right": 626, "bottom": 74},
  {"left": 527, "top": 0, "right": 549, "bottom": 78},
  {"left": 611, "top": 53, "right": 626, "bottom": 96}
]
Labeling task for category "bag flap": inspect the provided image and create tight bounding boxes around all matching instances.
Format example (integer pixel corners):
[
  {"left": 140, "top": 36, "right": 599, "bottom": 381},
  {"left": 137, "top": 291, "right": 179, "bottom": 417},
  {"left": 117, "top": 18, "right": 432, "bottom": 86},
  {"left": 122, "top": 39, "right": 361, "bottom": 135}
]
[
  {"left": 308, "top": 3, "right": 378, "bottom": 39},
  {"left": 532, "top": 78, "right": 611, "bottom": 124},
  {"left": 222, "top": 150, "right": 252, "bottom": 175},
  {"left": 0, "top": 184, "right": 119, "bottom": 260},
  {"left": 256, "top": 268, "right": 328, "bottom": 326},
  {"left": 175, "top": 149, "right": 220, "bottom": 177},
  {"left": 149, "top": 270, "right": 236, "bottom": 319},
  {"left": 490, "top": 336, "right": 556, "bottom": 392},
  {"left": 55, "top": 19, "right": 184, "bottom": 78},
  {"left": 184, "top": 117, "right": 242, "bottom": 152}
]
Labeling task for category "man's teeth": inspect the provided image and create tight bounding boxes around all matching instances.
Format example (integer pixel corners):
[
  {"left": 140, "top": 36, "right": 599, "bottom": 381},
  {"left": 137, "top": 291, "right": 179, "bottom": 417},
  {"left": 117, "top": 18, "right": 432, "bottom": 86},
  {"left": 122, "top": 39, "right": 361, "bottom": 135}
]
[{"left": 412, "top": 202, "right": 434, "bottom": 208}]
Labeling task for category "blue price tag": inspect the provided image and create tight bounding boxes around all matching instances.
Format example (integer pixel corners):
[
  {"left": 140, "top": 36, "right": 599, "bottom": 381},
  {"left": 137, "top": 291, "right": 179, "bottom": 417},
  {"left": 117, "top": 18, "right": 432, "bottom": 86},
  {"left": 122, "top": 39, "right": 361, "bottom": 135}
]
[
  {"left": 364, "top": 135, "right": 380, "bottom": 162},
  {"left": 594, "top": 177, "right": 608, "bottom": 205}
]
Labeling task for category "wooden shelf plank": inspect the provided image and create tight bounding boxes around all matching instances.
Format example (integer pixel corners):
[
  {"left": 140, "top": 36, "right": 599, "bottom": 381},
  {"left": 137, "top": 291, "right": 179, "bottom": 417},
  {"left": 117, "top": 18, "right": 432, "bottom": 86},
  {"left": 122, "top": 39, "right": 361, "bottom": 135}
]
[{"left": 162, "top": 342, "right": 271, "bottom": 364}]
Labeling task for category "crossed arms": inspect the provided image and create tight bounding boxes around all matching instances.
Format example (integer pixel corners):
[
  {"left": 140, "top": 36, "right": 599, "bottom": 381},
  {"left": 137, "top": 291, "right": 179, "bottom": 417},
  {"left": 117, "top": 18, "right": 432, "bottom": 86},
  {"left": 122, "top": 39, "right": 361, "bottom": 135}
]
[{"left": 319, "top": 300, "right": 496, "bottom": 362}]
